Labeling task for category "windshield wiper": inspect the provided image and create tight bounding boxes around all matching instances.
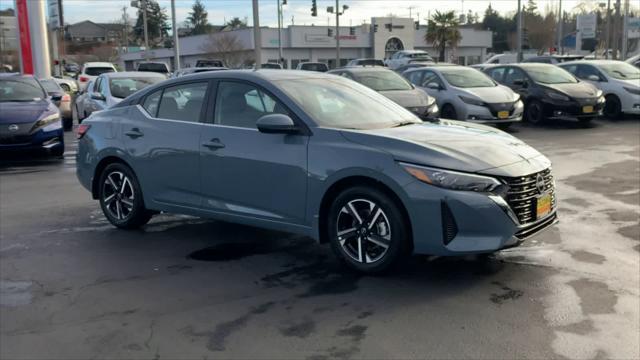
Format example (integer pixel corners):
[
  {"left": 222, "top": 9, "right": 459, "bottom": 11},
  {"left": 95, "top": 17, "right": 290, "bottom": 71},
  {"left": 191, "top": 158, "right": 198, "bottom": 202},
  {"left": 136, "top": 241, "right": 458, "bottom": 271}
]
[{"left": 392, "top": 121, "right": 419, "bottom": 128}]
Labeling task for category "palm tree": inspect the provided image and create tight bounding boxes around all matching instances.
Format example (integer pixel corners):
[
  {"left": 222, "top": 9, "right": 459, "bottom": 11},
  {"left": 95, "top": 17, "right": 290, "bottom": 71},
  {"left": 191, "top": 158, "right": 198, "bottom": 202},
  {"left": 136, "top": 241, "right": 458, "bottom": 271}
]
[{"left": 425, "top": 11, "right": 462, "bottom": 62}]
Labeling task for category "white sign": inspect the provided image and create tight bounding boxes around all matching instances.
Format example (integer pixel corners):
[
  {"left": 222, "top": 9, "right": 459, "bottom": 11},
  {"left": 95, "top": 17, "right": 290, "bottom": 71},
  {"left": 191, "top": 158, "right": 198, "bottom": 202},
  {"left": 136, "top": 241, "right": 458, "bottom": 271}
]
[
  {"left": 577, "top": 14, "right": 597, "bottom": 39},
  {"left": 305, "top": 34, "right": 331, "bottom": 43},
  {"left": 628, "top": 17, "right": 640, "bottom": 39},
  {"left": 48, "top": 0, "right": 61, "bottom": 30}
]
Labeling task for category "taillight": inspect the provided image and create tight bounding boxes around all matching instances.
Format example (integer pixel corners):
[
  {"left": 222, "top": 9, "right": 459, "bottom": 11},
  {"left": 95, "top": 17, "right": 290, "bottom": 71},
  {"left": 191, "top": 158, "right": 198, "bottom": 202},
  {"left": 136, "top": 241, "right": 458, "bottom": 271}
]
[
  {"left": 62, "top": 94, "right": 71, "bottom": 102},
  {"left": 77, "top": 124, "right": 91, "bottom": 139},
  {"left": 79, "top": 76, "right": 88, "bottom": 82}
]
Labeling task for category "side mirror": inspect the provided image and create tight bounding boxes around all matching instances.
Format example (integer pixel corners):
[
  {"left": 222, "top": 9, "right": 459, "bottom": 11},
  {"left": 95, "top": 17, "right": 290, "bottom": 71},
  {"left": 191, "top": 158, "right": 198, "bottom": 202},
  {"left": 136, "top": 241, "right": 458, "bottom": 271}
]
[
  {"left": 256, "top": 114, "right": 299, "bottom": 134},
  {"left": 587, "top": 74, "right": 600, "bottom": 82},
  {"left": 426, "top": 82, "right": 441, "bottom": 90},
  {"left": 91, "top": 92, "right": 106, "bottom": 101}
]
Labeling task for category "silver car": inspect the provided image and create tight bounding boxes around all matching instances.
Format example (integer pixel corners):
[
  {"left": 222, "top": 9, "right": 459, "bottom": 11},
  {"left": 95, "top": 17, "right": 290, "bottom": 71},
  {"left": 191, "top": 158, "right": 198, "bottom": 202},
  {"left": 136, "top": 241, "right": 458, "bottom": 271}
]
[
  {"left": 403, "top": 65, "right": 524, "bottom": 129},
  {"left": 80, "top": 71, "right": 166, "bottom": 117},
  {"left": 73, "top": 79, "right": 95, "bottom": 123}
]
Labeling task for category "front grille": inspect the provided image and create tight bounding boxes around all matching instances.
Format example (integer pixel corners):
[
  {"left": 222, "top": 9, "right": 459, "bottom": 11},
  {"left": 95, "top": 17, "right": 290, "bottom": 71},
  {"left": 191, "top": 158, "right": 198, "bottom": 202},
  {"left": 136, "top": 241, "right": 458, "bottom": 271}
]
[
  {"left": 501, "top": 168, "right": 556, "bottom": 225},
  {"left": 486, "top": 102, "right": 516, "bottom": 117}
]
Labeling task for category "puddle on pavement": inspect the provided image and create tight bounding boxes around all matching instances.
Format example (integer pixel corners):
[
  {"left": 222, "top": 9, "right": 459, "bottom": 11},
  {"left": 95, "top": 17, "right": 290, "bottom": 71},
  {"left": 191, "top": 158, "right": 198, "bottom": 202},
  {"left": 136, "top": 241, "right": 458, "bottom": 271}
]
[{"left": 0, "top": 280, "right": 34, "bottom": 307}]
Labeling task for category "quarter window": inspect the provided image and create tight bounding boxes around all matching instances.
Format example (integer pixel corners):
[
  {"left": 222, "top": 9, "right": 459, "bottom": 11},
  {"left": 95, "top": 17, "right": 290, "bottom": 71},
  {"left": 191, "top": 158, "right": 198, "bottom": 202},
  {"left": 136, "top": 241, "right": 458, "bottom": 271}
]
[
  {"left": 214, "top": 81, "right": 288, "bottom": 129},
  {"left": 142, "top": 90, "right": 162, "bottom": 117},
  {"left": 157, "top": 82, "right": 208, "bottom": 122}
]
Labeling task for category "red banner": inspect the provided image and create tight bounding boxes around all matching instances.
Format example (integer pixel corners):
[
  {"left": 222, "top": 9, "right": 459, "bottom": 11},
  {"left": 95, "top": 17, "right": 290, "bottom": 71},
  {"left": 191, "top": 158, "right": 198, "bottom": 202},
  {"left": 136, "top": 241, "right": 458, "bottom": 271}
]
[{"left": 16, "top": 0, "right": 33, "bottom": 74}]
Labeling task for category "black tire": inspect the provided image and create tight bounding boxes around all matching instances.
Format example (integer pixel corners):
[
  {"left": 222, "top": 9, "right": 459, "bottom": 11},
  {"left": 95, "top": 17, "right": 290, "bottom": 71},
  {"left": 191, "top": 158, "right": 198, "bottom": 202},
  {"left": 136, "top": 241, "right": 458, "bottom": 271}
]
[
  {"left": 603, "top": 94, "right": 622, "bottom": 119},
  {"left": 60, "top": 84, "right": 71, "bottom": 93},
  {"left": 525, "top": 100, "right": 545, "bottom": 124},
  {"left": 496, "top": 122, "right": 513, "bottom": 131},
  {"left": 327, "top": 186, "right": 411, "bottom": 274},
  {"left": 98, "top": 163, "right": 153, "bottom": 229},
  {"left": 441, "top": 104, "right": 458, "bottom": 120}
]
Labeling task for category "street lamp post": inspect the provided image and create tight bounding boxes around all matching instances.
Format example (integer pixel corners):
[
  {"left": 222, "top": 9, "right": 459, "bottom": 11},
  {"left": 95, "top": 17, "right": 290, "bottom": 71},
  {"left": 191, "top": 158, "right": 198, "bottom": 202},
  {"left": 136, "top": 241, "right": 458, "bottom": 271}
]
[
  {"left": 171, "top": 0, "right": 180, "bottom": 70},
  {"left": 253, "top": 0, "right": 261, "bottom": 68},
  {"left": 131, "top": 0, "right": 149, "bottom": 60},
  {"left": 517, "top": 0, "right": 522, "bottom": 62},
  {"left": 327, "top": 1, "right": 348, "bottom": 69},
  {"left": 277, "top": 0, "right": 287, "bottom": 66}
]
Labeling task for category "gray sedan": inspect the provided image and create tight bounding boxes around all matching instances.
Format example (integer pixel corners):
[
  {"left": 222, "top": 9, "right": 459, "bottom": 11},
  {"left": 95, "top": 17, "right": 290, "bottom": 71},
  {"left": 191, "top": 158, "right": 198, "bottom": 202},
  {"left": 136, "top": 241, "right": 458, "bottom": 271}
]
[
  {"left": 76, "top": 70, "right": 557, "bottom": 274},
  {"left": 328, "top": 67, "right": 439, "bottom": 120}
]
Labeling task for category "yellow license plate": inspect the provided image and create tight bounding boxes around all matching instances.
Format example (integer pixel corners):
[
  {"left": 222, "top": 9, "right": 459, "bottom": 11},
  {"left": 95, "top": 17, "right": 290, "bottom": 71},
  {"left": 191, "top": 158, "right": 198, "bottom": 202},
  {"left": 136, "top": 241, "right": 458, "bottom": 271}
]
[
  {"left": 583, "top": 105, "right": 594, "bottom": 113},
  {"left": 536, "top": 193, "right": 552, "bottom": 219},
  {"left": 498, "top": 111, "right": 509, "bottom": 119}
]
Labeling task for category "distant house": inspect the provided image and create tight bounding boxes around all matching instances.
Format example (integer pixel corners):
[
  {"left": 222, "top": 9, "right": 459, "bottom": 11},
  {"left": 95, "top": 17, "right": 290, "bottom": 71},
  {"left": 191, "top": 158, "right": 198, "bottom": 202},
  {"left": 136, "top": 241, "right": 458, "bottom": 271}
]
[{"left": 65, "top": 20, "right": 125, "bottom": 43}]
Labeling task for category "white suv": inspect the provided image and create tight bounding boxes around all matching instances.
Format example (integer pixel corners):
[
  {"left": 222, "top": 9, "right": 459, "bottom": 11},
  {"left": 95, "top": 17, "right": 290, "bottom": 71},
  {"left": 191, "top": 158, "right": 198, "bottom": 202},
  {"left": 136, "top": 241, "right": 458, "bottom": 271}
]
[
  {"left": 77, "top": 62, "right": 116, "bottom": 91},
  {"left": 385, "top": 50, "right": 433, "bottom": 70}
]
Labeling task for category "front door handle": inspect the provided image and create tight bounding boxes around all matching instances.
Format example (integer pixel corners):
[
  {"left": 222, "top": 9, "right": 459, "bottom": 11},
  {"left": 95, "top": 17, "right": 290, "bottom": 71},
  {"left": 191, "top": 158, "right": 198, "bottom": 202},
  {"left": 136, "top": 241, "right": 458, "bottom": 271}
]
[
  {"left": 125, "top": 128, "right": 144, "bottom": 139},
  {"left": 202, "top": 138, "right": 225, "bottom": 150}
]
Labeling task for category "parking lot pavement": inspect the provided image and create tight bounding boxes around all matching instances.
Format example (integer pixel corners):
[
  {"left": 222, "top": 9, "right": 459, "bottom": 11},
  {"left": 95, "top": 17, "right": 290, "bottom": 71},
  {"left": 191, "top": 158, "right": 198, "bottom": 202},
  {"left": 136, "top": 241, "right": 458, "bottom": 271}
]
[{"left": 1, "top": 120, "right": 638, "bottom": 359}]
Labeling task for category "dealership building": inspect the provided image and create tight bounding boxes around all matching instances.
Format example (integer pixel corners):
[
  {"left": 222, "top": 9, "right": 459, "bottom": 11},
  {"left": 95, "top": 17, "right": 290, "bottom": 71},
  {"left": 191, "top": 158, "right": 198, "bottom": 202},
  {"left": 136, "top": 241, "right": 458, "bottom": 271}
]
[{"left": 118, "top": 17, "right": 492, "bottom": 70}]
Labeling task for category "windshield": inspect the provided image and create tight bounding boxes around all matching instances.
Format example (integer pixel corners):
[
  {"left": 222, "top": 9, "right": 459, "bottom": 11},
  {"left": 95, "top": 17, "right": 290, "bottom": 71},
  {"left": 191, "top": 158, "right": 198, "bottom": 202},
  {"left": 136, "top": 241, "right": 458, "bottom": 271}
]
[
  {"left": 277, "top": 77, "right": 420, "bottom": 130},
  {"left": 353, "top": 71, "right": 413, "bottom": 91},
  {"left": 440, "top": 68, "right": 496, "bottom": 88},
  {"left": 598, "top": 62, "right": 640, "bottom": 80},
  {"left": 526, "top": 65, "right": 577, "bottom": 84},
  {"left": 301, "top": 63, "right": 328, "bottom": 72},
  {"left": 0, "top": 77, "right": 46, "bottom": 102},
  {"left": 39, "top": 79, "right": 62, "bottom": 93},
  {"left": 85, "top": 67, "right": 115, "bottom": 76},
  {"left": 110, "top": 76, "right": 164, "bottom": 99}
]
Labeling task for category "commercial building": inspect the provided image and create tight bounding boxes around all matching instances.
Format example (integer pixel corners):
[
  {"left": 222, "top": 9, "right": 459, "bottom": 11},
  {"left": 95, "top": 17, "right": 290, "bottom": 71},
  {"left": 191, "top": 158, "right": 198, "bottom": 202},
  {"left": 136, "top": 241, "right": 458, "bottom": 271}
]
[{"left": 118, "top": 17, "right": 492, "bottom": 70}]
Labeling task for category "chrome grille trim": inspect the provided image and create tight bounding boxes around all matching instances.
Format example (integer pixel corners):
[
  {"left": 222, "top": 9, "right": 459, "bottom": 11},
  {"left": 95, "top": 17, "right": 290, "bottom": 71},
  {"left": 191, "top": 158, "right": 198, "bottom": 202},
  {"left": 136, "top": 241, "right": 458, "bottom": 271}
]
[{"left": 500, "top": 168, "right": 556, "bottom": 226}]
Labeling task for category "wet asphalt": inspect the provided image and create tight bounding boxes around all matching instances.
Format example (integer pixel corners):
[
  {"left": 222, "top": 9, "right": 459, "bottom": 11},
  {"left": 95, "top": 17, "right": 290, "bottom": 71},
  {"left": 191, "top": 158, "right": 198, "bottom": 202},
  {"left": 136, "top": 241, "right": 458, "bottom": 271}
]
[{"left": 1, "top": 119, "right": 639, "bottom": 359}]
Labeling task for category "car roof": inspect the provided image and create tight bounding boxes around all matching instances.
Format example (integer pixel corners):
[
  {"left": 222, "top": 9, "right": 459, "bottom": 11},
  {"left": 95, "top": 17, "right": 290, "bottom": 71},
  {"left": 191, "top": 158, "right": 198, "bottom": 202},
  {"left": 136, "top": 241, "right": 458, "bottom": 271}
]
[
  {"left": 100, "top": 71, "right": 166, "bottom": 78},
  {"left": 84, "top": 62, "right": 115, "bottom": 68},
  {"left": 336, "top": 67, "right": 391, "bottom": 73}
]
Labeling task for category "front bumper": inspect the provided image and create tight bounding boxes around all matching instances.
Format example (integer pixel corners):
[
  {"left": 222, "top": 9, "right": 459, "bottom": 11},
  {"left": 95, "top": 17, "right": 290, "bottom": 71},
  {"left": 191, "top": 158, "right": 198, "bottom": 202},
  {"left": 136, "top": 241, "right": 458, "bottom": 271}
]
[
  {"left": 0, "top": 128, "right": 65, "bottom": 153},
  {"left": 544, "top": 97, "right": 605, "bottom": 120},
  {"left": 463, "top": 102, "right": 524, "bottom": 124}
]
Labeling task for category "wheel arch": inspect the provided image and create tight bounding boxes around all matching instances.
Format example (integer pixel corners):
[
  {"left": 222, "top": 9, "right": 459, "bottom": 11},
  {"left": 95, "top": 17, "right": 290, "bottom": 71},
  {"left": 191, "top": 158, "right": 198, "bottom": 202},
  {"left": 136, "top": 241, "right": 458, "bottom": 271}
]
[{"left": 317, "top": 175, "right": 413, "bottom": 251}]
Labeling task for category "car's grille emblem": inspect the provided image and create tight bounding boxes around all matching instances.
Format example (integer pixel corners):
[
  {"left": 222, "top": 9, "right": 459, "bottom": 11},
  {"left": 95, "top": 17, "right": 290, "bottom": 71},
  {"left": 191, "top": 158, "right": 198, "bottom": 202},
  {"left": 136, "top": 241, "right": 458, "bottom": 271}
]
[
  {"left": 8, "top": 124, "right": 19, "bottom": 132},
  {"left": 536, "top": 174, "right": 546, "bottom": 194}
]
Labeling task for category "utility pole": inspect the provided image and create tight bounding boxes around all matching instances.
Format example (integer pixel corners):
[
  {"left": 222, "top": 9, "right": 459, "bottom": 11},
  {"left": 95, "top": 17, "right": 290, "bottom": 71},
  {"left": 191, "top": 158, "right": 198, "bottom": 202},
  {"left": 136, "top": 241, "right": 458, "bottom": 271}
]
[
  {"left": 327, "top": 1, "right": 348, "bottom": 69},
  {"left": 517, "top": 0, "right": 522, "bottom": 62},
  {"left": 171, "top": 0, "right": 180, "bottom": 70},
  {"left": 277, "top": 0, "right": 283, "bottom": 66},
  {"left": 122, "top": 6, "right": 129, "bottom": 49},
  {"left": 613, "top": 0, "right": 621, "bottom": 60},
  {"left": 252, "top": 0, "right": 262, "bottom": 68},
  {"left": 557, "top": 0, "right": 563, "bottom": 54},
  {"left": 605, "top": 0, "right": 611, "bottom": 59},
  {"left": 622, "top": 0, "right": 629, "bottom": 59}
]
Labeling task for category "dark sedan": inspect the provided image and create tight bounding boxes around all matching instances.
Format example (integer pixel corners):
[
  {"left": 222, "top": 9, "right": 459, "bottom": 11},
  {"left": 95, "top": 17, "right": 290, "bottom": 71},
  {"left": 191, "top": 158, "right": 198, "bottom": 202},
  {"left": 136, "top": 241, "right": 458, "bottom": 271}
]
[
  {"left": 328, "top": 67, "right": 439, "bottom": 120},
  {"left": 484, "top": 63, "right": 605, "bottom": 124},
  {"left": 0, "top": 74, "right": 64, "bottom": 156}
]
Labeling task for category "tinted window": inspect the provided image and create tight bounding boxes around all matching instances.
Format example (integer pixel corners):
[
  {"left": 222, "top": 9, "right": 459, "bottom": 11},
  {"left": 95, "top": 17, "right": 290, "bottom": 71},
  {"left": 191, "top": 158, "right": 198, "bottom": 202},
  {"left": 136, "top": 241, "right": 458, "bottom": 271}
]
[
  {"left": 405, "top": 71, "right": 423, "bottom": 85},
  {"left": 300, "top": 63, "right": 328, "bottom": 72},
  {"left": 142, "top": 90, "right": 162, "bottom": 117},
  {"left": 0, "top": 77, "right": 46, "bottom": 102},
  {"left": 487, "top": 67, "right": 506, "bottom": 82},
  {"left": 214, "top": 82, "right": 288, "bottom": 129},
  {"left": 352, "top": 71, "right": 412, "bottom": 91},
  {"left": 504, "top": 68, "right": 527, "bottom": 86},
  {"left": 110, "top": 76, "right": 164, "bottom": 99},
  {"left": 138, "top": 63, "right": 169, "bottom": 73},
  {"left": 85, "top": 67, "right": 115, "bottom": 76},
  {"left": 39, "top": 79, "right": 62, "bottom": 93},
  {"left": 157, "top": 82, "right": 208, "bottom": 122}
]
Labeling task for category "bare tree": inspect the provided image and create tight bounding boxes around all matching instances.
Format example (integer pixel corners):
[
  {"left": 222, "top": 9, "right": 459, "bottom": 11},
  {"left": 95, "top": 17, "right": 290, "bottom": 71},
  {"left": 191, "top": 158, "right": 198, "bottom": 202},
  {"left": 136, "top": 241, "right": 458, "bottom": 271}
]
[{"left": 200, "top": 32, "right": 253, "bottom": 68}]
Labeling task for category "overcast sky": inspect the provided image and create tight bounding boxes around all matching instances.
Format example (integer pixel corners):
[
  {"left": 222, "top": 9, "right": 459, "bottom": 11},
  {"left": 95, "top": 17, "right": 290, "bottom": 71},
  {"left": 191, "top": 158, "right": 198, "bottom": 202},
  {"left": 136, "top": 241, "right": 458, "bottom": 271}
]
[{"left": 2, "top": 0, "right": 599, "bottom": 28}]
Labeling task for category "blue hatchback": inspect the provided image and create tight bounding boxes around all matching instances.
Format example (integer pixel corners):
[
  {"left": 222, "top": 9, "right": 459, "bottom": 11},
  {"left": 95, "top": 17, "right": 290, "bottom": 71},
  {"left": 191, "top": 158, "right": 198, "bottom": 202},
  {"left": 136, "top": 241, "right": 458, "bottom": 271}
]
[{"left": 0, "top": 73, "right": 64, "bottom": 156}]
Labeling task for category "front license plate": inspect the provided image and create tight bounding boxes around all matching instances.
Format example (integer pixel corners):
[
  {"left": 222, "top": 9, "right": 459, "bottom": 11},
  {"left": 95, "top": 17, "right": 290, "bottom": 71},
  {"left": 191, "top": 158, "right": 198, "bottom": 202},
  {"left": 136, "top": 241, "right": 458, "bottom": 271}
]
[
  {"left": 583, "top": 105, "right": 594, "bottom": 113},
  {"left": 498, "top": 111, "right": 509, "bottom": 119},
  {"left": 536, "top": 193, "right": 552, "bottom": 219}
]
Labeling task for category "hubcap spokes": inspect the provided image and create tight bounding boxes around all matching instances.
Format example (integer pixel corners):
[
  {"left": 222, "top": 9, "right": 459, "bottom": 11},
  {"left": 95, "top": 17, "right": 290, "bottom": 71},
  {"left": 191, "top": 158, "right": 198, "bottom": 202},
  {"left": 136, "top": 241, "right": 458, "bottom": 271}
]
[
  {"left": 337, "top": 199, "right": 391, "bottom": 264},
  {"left": 103, "top": 171, "right": 135, "bottom": 220}
]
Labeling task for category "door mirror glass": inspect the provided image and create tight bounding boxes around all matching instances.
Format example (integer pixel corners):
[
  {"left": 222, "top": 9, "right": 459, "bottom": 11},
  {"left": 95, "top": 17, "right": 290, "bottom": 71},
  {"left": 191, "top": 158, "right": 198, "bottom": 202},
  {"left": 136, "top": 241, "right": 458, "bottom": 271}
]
[
  {"left": 426, "top": 82, "right": 441, "bottom": 90},
  {"left": 587, "top": 74, "right": 600, "bottom": 81},
  {"left": 256, "top": 114, "right": 299, "bottom": 134},
  {"left": 91, "top": 92, "right": 106, "bottom": 101}
]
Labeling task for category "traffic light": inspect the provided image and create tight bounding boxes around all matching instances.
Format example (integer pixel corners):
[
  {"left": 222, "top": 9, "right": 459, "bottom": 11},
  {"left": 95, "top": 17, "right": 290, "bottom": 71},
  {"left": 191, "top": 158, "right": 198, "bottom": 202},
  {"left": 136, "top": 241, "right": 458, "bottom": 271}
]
[
  {"left": 373, "top": 24, "right": 378, "bottom": 32},
  {"left": 349, "top": 27, "right": 355, "bottom": 36},
  {"left": 311, "top": 0, "right": 317, "bottom": 17},
  {"left": 328, "top": 28, "right": 333, "bottom": 37},
  {"left": 414, "top": 21, "right": 419, "bottom": 30}
]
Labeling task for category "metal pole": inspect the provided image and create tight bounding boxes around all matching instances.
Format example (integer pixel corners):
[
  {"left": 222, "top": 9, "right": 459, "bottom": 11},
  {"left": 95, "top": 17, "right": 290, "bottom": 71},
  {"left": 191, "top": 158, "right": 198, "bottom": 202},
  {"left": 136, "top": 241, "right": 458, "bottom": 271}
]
[
  {"left": 605, "top": 0, "right": 611, "bottom": 59},
  {"left": 26, "top": 0, "right": 51, "bottom": 77},
  {"left": 142, "top": 0, "right": 149, "bottom": 59},
  {"left": 335, "top": 0, "right": 340, "bottom": 68},
  {"left": 277, "top": 0, "right": 282, "bottom": 65},
  {"left": 613, "top": 0, "right": 620, "bottom": 60},
  {"left": 622, "top": 0, "right": 629, "bottom": 59},
  {"left": 557, "top": 0, "right": 563, "bottom": 54},
  {"left": 517, "top": 0, "right": 522, "bottom": 62},
  {"left": 171, "top": 0, "right": 180, "bottom": 70},
  {"left": 252, "top": 0, "right": 262, "bottom": 68}
]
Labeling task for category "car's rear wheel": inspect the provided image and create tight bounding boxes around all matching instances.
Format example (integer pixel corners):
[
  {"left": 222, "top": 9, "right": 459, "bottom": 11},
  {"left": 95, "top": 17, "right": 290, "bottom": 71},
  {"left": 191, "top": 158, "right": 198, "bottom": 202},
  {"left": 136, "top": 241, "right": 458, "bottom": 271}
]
[
  {"left": 603, "top": 94, "right": 622, "bottom": 119},
  {"left": 525, "top": 100, "right": 545, "bottom": 124},
  {"left": 328, "top": 186, "right": 410, "bottom": 274},
  {"left": 441, "top": 104, "right": 458, "bottom": 120},
  {"left": 99, "top": 163, "right": 152, "bottom": 229}
]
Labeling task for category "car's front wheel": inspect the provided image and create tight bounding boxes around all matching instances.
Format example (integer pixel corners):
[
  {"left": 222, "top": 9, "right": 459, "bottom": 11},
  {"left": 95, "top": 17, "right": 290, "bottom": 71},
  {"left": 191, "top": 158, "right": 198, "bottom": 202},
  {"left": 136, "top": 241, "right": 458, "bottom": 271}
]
[
  {"left": 99, "top": 163, "right": 152, "bottom": 229},
  {"left": 328, "top": 186, "right": 410, "bottom": 274},
  {"left": 525, "top": 100, "right": 545, "bottom": 124}
]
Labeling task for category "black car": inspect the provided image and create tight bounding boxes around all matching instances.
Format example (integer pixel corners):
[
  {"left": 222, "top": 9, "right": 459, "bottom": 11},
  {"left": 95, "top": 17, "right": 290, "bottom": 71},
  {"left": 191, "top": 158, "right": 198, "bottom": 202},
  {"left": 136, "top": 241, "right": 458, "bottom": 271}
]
[
  {"left": 328, "top": 67, "right": 439, "bottom": 120},
  {"left": 484, "top": 63, "right": 605, "bottom": 124}
]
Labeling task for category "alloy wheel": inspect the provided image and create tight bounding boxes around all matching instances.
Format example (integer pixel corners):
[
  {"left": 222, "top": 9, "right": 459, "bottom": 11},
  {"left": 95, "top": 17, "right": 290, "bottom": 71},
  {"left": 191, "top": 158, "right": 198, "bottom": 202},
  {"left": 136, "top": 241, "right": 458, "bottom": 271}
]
[
  {"left": 102, "top": 171, "right": 135, "bottom": 221},
  {"left": 336, "top": 199, "right": 391, "bottom": 264}
]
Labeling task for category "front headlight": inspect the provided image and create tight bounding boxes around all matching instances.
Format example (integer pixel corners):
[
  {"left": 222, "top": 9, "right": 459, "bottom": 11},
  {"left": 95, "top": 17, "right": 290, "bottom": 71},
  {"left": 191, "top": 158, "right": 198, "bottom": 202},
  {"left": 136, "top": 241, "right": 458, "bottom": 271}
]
[
  {"left": 427, "top": 96, "right": 436, "bottom": 106},
  {"left": 401, "top": 162, "right": 507, "bottom": 193},
  {"left": 459, "top": 95, "right": 485, "bottom": 107},
  {"left": 31, "top": 113, "right": 61, "bottom": 132},
  {"left": 515, "top": 100, "right": 524, "bottom": 108},
  {"left": 595, "top": 89, "right": 603, "bottom": 98},
  {"left": 513, "top": 94, "right": 521, "bottom": 103},
  {"left": 624, "top": 86, "right": 640, "bottom": 95},
  {"left": 546, "top": 91, "right": 570, "bottom": 101}
]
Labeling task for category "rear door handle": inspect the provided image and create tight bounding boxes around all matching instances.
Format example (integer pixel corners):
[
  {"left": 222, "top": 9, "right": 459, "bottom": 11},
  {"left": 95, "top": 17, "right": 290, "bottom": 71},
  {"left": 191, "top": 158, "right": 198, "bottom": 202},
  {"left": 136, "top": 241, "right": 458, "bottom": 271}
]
[
  {"left": 202, "top": 138, "right": 225, "bottom": 150},
  {"left": 125, "top": 128, "right": 144, "bottom": 139}
]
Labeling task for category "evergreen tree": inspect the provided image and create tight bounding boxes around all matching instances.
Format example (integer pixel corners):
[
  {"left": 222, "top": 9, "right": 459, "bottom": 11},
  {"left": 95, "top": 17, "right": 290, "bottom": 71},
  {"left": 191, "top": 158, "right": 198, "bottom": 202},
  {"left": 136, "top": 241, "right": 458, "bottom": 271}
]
[
  {"left": 133, "top": 0, "right": 170, "bottom": 47},
  {"left": 187, "top": 0, "right": 209, "bottom": 35}
]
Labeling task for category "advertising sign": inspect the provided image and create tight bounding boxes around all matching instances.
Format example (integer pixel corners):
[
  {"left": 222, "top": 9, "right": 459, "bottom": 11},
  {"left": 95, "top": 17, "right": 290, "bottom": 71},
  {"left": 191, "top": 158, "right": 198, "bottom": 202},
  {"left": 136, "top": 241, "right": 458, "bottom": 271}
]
[
  {"left": 577, "top": 14, "right": 597, "bottom": 39},
  {"left": 47, "top": 0, "right": 61, "bottom": 30}
]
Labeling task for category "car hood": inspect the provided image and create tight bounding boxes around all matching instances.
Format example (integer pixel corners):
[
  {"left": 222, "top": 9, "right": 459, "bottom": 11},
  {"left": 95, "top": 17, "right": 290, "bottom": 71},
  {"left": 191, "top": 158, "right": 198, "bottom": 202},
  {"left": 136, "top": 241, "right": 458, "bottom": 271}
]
[
  {"left": 458, "top": 85, "right": 518, "bottom": 103},
  {"left": 340, "top": 120, "right": 549, "bottom": 177},
  {"left": 542, "top": 81, "right": 598, "bottom": 98},
  {"left": 378, "top": 88, "right": 431, "bottom": 107},
  {"left": 0, "top": 100, "right": 53, "bottom": 124}
]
